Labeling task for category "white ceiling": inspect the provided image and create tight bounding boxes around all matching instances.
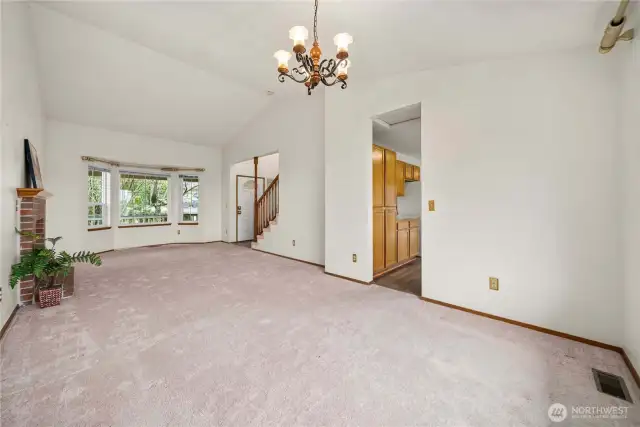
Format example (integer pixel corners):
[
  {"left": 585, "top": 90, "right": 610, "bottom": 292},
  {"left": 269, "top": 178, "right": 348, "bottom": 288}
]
[
  {"left": 376, "top": 103, "right": 421, "bottom": 126},
  {"left": 29, "top": 1, "right": 619, "bottom": 146}
]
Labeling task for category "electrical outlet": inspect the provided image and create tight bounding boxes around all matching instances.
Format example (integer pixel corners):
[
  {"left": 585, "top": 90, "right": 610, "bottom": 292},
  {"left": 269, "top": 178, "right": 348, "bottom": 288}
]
[
  {"left": 428, "top": 200, "right": 435, "bottom": 211},
  {"left": 292, "top": 240, "right": 295, "bottom": 246},
  {"left": 489, "top": 277, "right": 499, "bottom": 291},
  {"left": 352, "top": 253, "right": 357, "bottom": 263},
  {"left": 177, "top": 230, "right": 181, "bottom": 235}
]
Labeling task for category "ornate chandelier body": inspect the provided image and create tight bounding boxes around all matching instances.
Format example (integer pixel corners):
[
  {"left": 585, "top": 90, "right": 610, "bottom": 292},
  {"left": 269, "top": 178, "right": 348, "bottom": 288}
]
[{"left": 274, "top": 0, "right": 352, "bottom": 95}]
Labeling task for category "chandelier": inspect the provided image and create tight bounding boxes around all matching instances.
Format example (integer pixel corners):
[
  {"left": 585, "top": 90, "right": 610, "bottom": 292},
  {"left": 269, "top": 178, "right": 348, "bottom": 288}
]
[{"left": 273, "top": 0, "right": 352, "bottom": 95}]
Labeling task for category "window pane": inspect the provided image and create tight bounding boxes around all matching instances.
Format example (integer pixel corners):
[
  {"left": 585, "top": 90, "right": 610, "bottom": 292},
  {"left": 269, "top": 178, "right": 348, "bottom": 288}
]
[
  {"left": 182, "top": 176, "right": 199, "bottom": 222},
  {"left": 119, "top": 172, "right": 169, "bottom": 224},
  {"left": 88, "top": 168, "right": 110, "bottom": 227}
]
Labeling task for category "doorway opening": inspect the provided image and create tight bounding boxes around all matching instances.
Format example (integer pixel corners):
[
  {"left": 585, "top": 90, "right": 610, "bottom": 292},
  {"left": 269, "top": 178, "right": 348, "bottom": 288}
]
[
  {"left": 230, "top": 152, "right": 279, "bottom": 245},
  {"left": 371, "top": 103, "right": 422, "bottom": 296}
]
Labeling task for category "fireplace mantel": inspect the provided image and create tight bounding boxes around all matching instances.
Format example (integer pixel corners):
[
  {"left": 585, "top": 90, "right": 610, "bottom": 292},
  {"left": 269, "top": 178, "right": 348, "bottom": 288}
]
[{"left": 16, "top": 188, "right": 44, "bottom": 198}]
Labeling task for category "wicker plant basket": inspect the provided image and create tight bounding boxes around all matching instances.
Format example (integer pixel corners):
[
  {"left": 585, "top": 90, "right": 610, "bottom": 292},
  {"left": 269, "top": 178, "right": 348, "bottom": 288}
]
[{"left": 39, "top": 287, "right": 62, "bottom": 308}]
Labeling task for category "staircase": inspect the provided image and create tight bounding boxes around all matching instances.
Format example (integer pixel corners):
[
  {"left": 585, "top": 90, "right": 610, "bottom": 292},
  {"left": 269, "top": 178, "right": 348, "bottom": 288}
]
[{"left": 252, "top": 175, "right": 279, "bottom": 248}]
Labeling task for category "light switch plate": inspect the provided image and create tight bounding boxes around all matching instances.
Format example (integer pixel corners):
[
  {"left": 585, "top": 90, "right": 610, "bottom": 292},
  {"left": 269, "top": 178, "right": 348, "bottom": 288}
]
[
  {"left": 428, "top": 200, "right": 435, "bottom": 211},
  {"left": 489, "top": 277, "right": 499, "bottom": 291},
  {"left": 352, "top": 254, "right": 357, "bottom": 263}
]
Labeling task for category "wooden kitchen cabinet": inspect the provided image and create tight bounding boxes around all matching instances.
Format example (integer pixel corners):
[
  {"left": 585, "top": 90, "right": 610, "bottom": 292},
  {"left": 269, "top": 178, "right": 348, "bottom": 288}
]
[
  {"left": 384, "top": 149, "right": 397, "bottom": 207},
  {"left": 397, "top": 227, "right": 410, "bottom": 263},
  {"left": 409, "top": 226, "right": 420, "bottom": 258},
  {"left": 404, "top": 164, "right": 413, "bottom": 180},
  {"left": 384, "top": 208, "right": 397, "bottom": 267},
  {"left": 396, "top": 160, "right": 405, "bottom": 197},
  {"left": 373, "top": 207, "right": 385, "bottom": 272},
  {"left": 413, "top": 165, "right": 421, "bottom": 181},
  {"left": 372, "top": 145, "right": 385, "bottom": 208}
]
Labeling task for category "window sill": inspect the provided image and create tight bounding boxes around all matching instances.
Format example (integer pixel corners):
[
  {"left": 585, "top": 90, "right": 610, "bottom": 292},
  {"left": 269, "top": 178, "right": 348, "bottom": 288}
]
[
  {"left": 118, "top": 223, "right": 172, "bottom": 229},
  {"left": 178, "top": 222, "right": 199, "bottom": 226},
  {"left": 88, "top": 226, "right": 112, "bottom": 232}
]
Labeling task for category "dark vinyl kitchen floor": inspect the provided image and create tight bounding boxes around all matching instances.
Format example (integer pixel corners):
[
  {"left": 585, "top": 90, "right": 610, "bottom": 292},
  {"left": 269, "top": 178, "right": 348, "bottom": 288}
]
[{"left": 374, "top": 259, "right": 421, "bottom": 296}]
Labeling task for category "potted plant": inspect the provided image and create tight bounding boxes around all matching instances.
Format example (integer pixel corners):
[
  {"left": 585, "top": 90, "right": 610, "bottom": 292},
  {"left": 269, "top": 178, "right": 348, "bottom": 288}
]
[{"left": 9, "top": 230, "right": 102, "bottom": 308}]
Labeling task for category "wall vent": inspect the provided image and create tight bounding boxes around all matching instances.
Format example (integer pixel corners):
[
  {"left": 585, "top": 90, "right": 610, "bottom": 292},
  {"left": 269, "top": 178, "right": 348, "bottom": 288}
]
[{"left": 592, "top": 369, "right": 633, "bottom": 403}]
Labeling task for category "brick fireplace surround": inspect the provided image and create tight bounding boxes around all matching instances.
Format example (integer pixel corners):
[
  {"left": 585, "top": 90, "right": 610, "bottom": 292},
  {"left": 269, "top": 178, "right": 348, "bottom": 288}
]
[{"left": 17, "top": 189, "right": 73, "bottom": 304}]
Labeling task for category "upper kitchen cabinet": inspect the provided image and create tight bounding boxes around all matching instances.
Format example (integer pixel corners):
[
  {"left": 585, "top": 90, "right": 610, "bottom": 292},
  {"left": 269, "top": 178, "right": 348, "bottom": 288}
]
[
  {"left": 396, "top": 160, "right": 405, "bottom": 197},
  {"left": 404, "top": 164, "right": 413, "bottom": 180},
  {"left": 413, "top": 165, "right": 421, "bottom": 181}
]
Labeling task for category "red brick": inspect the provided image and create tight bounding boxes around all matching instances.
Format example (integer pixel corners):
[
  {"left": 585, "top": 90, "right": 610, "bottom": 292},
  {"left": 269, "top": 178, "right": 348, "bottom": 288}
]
[{"left": 20, "top": 286, "right": 34, "bottom": 295}]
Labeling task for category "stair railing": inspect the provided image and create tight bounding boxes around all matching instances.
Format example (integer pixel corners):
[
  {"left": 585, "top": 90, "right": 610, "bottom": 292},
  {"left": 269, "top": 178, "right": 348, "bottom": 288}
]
[{"left": 256, "top": 174, "right": 279, "bottom": 239}]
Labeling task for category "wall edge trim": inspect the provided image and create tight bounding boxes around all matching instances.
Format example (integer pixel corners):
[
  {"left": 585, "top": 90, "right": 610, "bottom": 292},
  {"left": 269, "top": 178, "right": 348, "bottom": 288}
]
[{"left": 0, "top": 305, "right": 20, "bottom": 342}]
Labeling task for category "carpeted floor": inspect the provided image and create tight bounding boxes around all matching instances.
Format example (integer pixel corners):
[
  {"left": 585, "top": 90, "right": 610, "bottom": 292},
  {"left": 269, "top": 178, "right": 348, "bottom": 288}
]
[{"left": 1, "top": 243, "right": 638, "bottom": 426}]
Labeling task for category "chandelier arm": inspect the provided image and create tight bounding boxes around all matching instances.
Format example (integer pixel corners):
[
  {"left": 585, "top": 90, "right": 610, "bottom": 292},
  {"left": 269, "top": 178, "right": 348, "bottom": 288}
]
[
  {"left": 295, "top": 52, "right": 310, "bottom": 74},
  {"left": 320, "top": 74, "right": 348, "bottom": 90},
  {"left": 279, "top": 72, "right": 309, "bottom": 84},
  {"left": 319, "top": 58, "right": 336, "bottom": 77},
  {"left": 295, "top": 52, "right": 314, "bottom": 74}
]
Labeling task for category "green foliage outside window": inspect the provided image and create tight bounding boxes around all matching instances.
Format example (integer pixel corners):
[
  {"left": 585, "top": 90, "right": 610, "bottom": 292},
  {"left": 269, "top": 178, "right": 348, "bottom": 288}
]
[{"left": 120, "top": 174, "right": 169, "bottom": 224}]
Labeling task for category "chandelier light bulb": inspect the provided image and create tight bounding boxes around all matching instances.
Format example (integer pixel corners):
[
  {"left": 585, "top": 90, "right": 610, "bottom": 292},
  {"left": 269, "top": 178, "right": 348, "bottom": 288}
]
[
  {"left": 289, "top": 26, "right": 309, "bottom": 52},
  {"left": 333, "top": 33, "right": 353, "bottom": 59},
  {"left": 274, "top": 50, "right": 292, "bottom": 72}
]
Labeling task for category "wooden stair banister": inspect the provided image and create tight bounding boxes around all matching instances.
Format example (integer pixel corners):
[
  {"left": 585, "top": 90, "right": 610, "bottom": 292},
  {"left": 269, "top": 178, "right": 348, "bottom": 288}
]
[{"left": 255, "top": 174, "right": 279, "bottom": 239}]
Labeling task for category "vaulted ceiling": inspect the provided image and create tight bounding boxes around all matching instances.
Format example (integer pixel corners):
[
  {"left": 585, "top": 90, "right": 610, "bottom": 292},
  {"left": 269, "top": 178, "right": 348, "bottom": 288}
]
[{"left": 30, "top": 1, "right": 618, "bottom": 147}]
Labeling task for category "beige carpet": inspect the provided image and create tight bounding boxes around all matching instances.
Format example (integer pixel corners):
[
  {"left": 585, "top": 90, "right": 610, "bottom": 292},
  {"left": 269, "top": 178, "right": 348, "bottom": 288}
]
[{"left": 1, "top": 243, "right": 638, "bottom": 426}]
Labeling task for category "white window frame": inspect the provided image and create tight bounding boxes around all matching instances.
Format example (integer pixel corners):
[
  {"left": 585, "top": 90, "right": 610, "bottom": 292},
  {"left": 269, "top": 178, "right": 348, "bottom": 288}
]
[
  {"left": 179, "top": 174, "right": 200, "bottom": 224},
  {"left": 118, "top": 170, "right": 171, "bottom": 226},
  {"left": 88, "top": 166, "right": 111, "bottom": 228}
]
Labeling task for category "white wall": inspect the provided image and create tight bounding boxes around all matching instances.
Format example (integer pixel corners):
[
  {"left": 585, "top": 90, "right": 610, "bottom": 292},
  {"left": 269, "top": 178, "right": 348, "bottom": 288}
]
[
  {"left": 259, "top": 152, "right": 279, "bottom": 182},
  {"left": 397, "top": 181, "right": 421, "bottom": 219},
  {"left": 45, "top": 120, "right": 221, "bottom": 254},
  {"left": 0, "top": 3, "right": 45, "bottom": 329},
  {"left": 222, "top": 94, "right": 324, "bottom": 265},
  {"left": 326, "top": 49, "right": 624, "bottom": 345},
  {"left": 621, "top": 15, "right": 640, "bottom": 374}
]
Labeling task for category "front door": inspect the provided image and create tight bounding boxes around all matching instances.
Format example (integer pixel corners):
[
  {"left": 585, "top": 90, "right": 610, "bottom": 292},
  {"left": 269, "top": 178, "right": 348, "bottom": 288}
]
[{"left": 236, "top": 176, "right": 265, "bottom": 241}]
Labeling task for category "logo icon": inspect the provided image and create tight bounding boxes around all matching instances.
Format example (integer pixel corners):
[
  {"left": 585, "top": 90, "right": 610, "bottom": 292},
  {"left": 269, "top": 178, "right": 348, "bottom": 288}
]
[{"left": 548, "top": 403, "right": 568, "bottom": 422}]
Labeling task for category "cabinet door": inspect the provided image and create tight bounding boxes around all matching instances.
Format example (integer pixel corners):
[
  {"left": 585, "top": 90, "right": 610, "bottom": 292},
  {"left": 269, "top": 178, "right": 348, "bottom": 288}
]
[
  {"left": 385, "top": 208, "right": 397, "bottom": 267},
  {"left": 396, "top": 160, "right": 405, "bottom": 197},
  {"left": 413, "top": 166, "right": 421, "bottom": 181},
  {"left": 397, "top": 228, "right": 409, "bottom": 262},
  {"left": 373, "top": 207, "right": 385, "bottom": 272},
  {"left": 404, "top": 164, "right": 413, "bottom": 180},
  {"left": 409, "top": 227, "right": 420, "bottom": 258},
  {"left": 372, "top": 145, "right": 385, "bottom": 208},
  {"left": 384, "top": 149, "right": 397, "bottom": 207}
]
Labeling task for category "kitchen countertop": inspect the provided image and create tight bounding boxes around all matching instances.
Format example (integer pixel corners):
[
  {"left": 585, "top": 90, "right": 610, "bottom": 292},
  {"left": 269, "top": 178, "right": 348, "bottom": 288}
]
[{"left": 397, "top": 216, "right": 420, "bottom": 221}]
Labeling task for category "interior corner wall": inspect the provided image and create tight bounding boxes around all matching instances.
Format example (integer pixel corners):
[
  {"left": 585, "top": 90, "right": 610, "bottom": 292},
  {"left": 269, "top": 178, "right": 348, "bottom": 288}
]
[
  {"left": 0, "top": 2, "right": 45, "bottom": 329},
  {"left": 221, "top": 94, "right": 324, "bottom": 265},
  {"left": 325, "top": 48, "right": 624, "bottom": 345},
  {"left": 621, "top": 34, "right": 640, "bottom": 372},
  {"left": 44, "top": 120, "right": 222, "bottom": 254}
]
